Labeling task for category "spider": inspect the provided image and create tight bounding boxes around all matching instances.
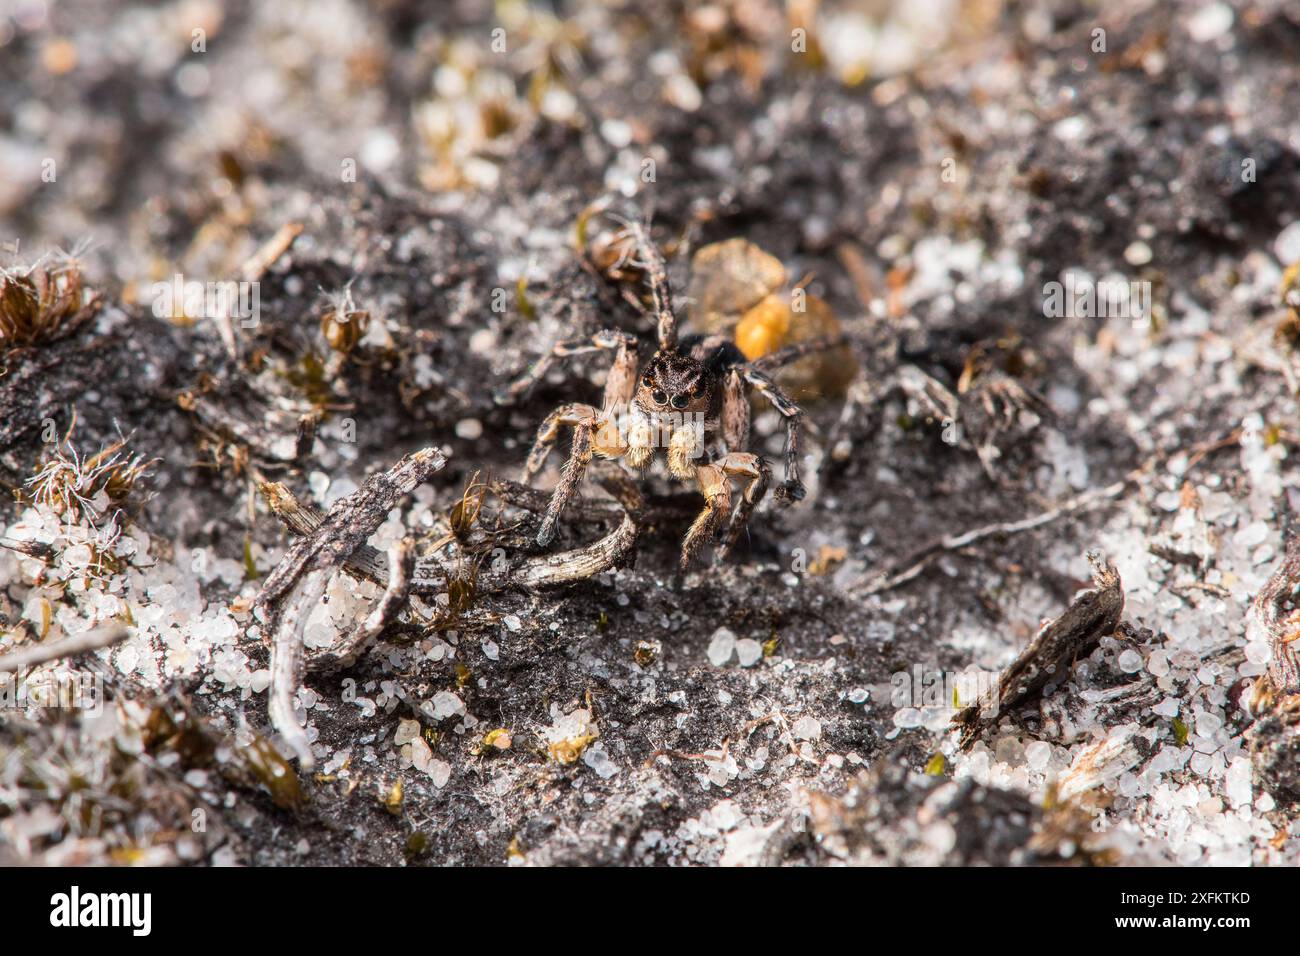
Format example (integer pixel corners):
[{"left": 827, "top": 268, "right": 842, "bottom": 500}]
[{"left": 495, "top": 219, "right": 844, "bottom": 578}]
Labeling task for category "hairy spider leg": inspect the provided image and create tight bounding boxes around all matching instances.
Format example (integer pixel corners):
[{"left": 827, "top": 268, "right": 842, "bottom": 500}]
[
  {"left": 739, "top": 366, "right": 806, "bottom": 501},
  {"left": 720, "top": 365, "right": 751, "bottom": 453},
  {"left": 625, "top": 220, "right": 678, "bottom": 353},
  {"left": 521, "top": 402, "right": 599, "bottom": 487},
  {"left": 713, "top": 452, "right": 771, "bottom": 562},
  {"left": 493, "top": 328, "right": 638, "bottom": 407},
  {"left": 679, "top": 462, "right": 733, "bottom": 578}
]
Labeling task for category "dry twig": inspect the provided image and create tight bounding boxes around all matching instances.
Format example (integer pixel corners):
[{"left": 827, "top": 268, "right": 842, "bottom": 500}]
[
  {"left": 858, "top": 476, "right": 1133, "bottom": 596},
  {"left": 1248, "top": 535, "right": 1300, "bottom": 709},
  {"left": 0, "top": 625, "right": 128, "bottom": 673}
]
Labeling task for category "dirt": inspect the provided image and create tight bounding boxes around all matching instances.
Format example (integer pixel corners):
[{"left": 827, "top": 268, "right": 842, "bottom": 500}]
[{"left": 2, "top": 0, "right": 1299, "bottom": 866}]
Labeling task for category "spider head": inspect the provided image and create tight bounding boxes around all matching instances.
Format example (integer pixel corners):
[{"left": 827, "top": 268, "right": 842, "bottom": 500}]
[{"left": 636, "top": 349, "right": 712, "bottom": 416}]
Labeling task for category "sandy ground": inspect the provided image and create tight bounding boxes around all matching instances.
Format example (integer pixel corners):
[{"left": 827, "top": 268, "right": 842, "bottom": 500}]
[{"left": 1, "top": 0, "right": 1299, "bottom": 865}]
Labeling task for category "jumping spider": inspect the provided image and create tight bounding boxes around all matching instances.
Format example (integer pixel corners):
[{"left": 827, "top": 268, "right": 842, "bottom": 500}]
[{"left": 496, "top": 219, "right": 843, "bottom": 577}]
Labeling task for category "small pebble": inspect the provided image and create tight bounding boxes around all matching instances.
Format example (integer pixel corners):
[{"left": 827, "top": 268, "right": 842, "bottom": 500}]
[
  {"left": 1124, "top": 241, "right": 1153, "bottom": 266},
  {"left": 735, "top": 638, "right": 762, "bottom": 667},
  {"left": 1186, "top": 3, "right": 1233, "bottom": 43},
  {"left": 707, "top": 628, "right": 736, "bottom": 666},
  {"left": 455, "top": 418, "right": 483, "bottom": 440},
  {"left": 792, "top": 716, "right": 822, "bottom": 741}
]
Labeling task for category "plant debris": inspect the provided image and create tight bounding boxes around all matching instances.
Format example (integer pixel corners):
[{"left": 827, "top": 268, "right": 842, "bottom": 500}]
[
  {"left": 2, "top": 0, "right": 1299, "bottom": 869},
  {"left": 954, "top": 552, "right": 1125, "bottom": 750}
]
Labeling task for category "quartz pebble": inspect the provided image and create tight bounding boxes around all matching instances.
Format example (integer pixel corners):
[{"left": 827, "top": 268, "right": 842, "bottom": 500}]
[{"left": 706, "top": 628, "right": 736, "bottom": 666}]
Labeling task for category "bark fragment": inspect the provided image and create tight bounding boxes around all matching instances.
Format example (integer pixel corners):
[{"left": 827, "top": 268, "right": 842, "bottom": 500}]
[
  {"left": 254, "top": 446, "right": 649, "bottom": 766},
  {"left": 953, "top": 552, "right": 1125, "bottom": 750},
  {"left": 253, "top": 446, "right": 448, "bottom": 627},
  {"left": 259, "top": 464, "right": 646, "bottom": 595},
  {"left": 256, "top": 447, "right": 446, "bottom": 768},
  {"left": 1245, "top": 536, "right": 1300, "bottom": 804},
  {"left": 1248, "top": 535, "right": 1300, "bottom": 707}
]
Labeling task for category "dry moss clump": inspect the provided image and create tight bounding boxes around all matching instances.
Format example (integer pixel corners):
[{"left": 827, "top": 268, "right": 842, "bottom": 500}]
[
  {"left": 0, "top": 252, "right": 101, "bottom": 351},
  {"left": 24, "top": 423, "right": 156, "bottom": 529}
]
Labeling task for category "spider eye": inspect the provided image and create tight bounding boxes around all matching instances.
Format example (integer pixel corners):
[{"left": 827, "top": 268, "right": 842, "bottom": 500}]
[
  {"left": 652, "top": 389, "right": 667, "bottom": 405},
  {"left": 642, "top": 373, "right": 654, "bottom": 387},
  {"left": 671, "top": 394, "right": 689, "bottom": 409}
]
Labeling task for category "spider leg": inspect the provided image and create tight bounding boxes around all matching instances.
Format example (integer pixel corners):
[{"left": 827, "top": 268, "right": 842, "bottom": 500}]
[
  {"left": 818, "top": 360, "right": 979, "bottom": 482},
  {"left": 494, "top": 328, "right": 638, "bottom": 407},
  {"left": 739, "top": 366, "right": 807, "bottom": 502},
  {"left": 677, "top": 462, "right": 732, "bottom": 582},
  {"left": 517, "top": 334, "right": 637, "bottom": 544},
  {"left": 713, "top": 452, "right": 771, "bottom": 562},
  {"left": 746, "top": 333, "right": 850, "bottom": 374},
  {"left": 626, "top": 221, "right": 678, "bottom": 353},
  {"left": 721, "top": 367, "right": 750, "bottom": 453},
  {"left": 598, "top": 329, "right": 640, "bottom": 414},
  {"left": 538, "top": 415, "right": 597, "bottom": 546},
  {"left": 522, "top": 402, "right": 598, "bottom": 486}
]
